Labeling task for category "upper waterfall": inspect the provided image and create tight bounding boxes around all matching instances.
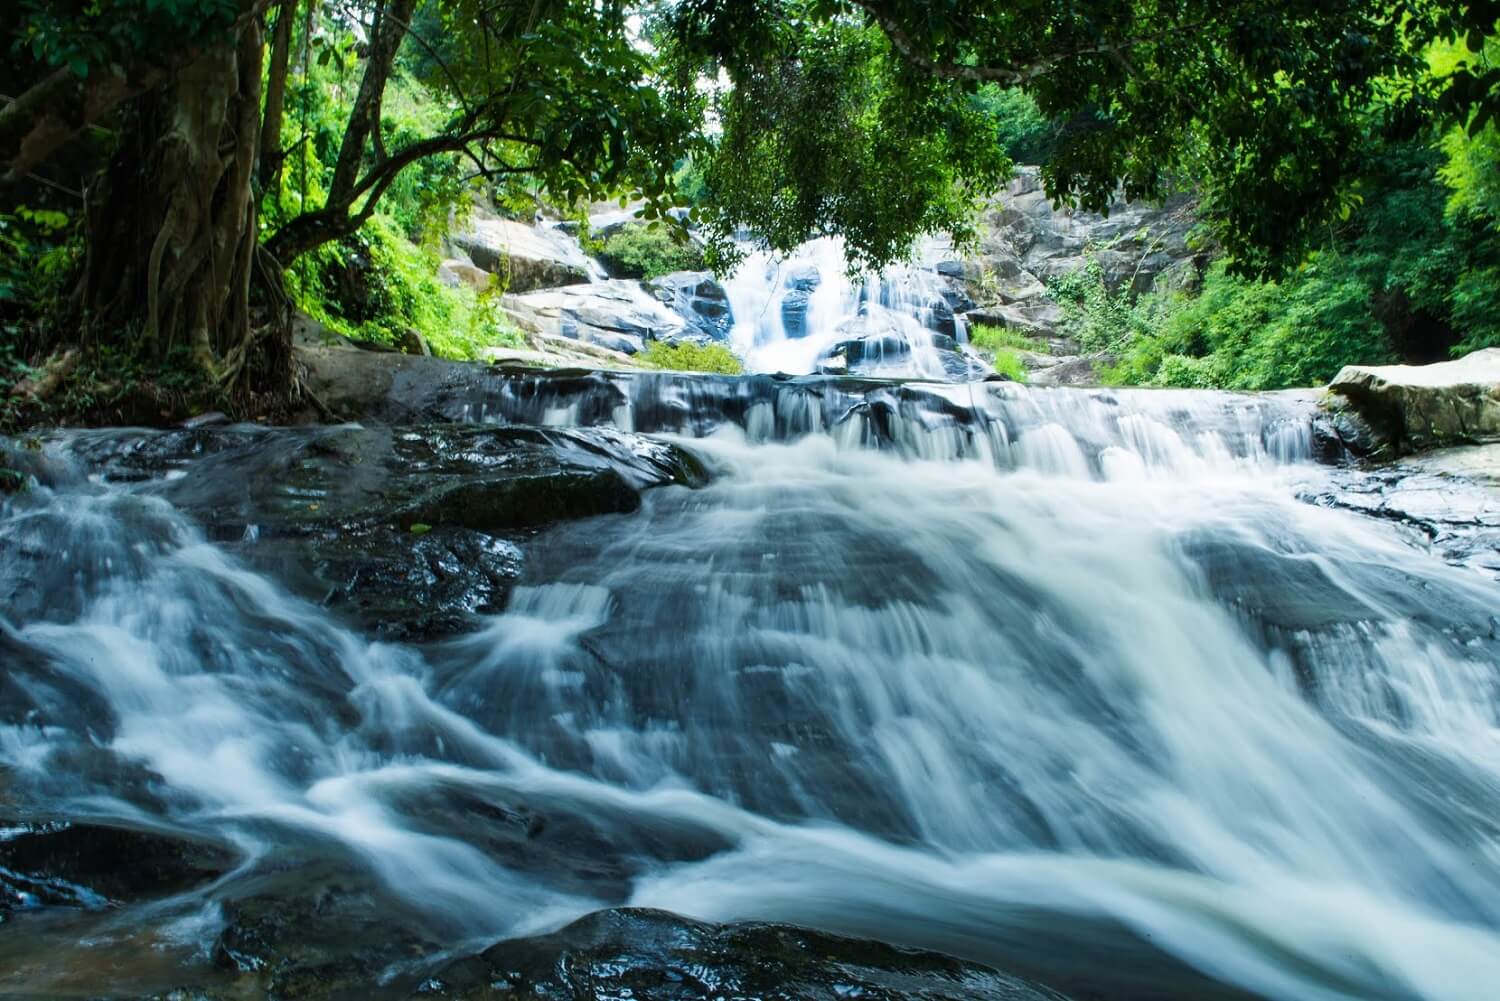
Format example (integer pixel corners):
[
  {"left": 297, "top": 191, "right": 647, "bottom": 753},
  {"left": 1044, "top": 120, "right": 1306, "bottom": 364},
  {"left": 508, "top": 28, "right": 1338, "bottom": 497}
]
[{"left": 721, "top": 237, "right": 985, "bottom": 380}]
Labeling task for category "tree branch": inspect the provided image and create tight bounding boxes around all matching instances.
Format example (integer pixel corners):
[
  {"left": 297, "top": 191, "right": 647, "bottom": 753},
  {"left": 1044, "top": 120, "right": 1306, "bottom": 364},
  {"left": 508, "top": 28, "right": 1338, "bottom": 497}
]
[
  {"left": 327, "top": 0, "right": 416, "bottom": 206},
  {"left": 848, "top": 1, "right": 1201, "bottom": 86},
  {"left": 260, "top": 0, "right": 297, "bottom": 186}
]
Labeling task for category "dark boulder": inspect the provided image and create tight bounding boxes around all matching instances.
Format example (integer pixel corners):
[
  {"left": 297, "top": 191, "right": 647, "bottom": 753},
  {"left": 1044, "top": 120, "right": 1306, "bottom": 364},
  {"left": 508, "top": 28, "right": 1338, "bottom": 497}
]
[
  {"left": 0, "top": 820, "right": 235, "bottom": 917},
  {"left": 780, "top": 287, "right": 814, "bottom": 340},
  {"left": 50, "top": 424, "right": 706, "bottom": 640},
  {"left": 420, "top": 907, "right": 1076, "bottom": 1001}
]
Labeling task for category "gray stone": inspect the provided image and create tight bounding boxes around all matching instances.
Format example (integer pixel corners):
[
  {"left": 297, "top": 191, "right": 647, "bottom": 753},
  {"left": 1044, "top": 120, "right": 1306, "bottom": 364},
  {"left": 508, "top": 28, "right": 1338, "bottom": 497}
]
[
  {"left": 1027, "top": 354, "right": 1112, "bottom": 387},
  {"left": 436, "top": 258, "right": 493, "bottom": 292},
  {"left": 780, "top": 287, "right": 814, "bottom": 339},
  {"left": 646, "top": 270, "right": 734, "bottom": 343},
  {"left": 503, "top": 280, "right": 691, "bottom": 355},
  {"left": 450, "top": 218, "right": 596, "bottom": 292},
  {"left": 1324, "top": 348, "right": 1500, "bottom": 456}
]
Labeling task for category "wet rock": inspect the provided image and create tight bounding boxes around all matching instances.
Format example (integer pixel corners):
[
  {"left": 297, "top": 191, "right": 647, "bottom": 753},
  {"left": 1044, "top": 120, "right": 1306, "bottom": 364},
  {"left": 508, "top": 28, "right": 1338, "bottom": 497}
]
[
  {"left": 420, "top": 908, "right": 1075, "bottom": 1000},
  {"left": 1305, "top": 443, "right": 1500, "bottom": 581},
  {"left": 52, "top": 424, "right": 704, "bottom": 639},
  {"left": 645, "top": 270, "right": 734, "bottom": 344},
  {"left": 780, "top": 287, "right": 814, "bottom": 339},
  {"left": 0, "top": 820, "right": 234, "bottom": 918},
  {"left": 210, "top": 868, "right": 442, "bottom": 999},
  {"left": 1324, "top": 348, "right": 1500, "bottom": 457},
  {"left": 450, "top": 219, "right": 593, "bottom": 293}
]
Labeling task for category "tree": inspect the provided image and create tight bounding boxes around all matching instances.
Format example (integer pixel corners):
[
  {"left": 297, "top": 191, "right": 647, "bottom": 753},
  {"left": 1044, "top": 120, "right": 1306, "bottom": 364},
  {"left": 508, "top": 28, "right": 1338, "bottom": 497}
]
[
  {"left": 4, "top": 0, "right": 1499, "bottom": 404},
  {"left": 665, "top": 0, "right": 1500, "bottom": 274},
  {"left": 3, "top": 0, "right": 698, "bottom": 403}
]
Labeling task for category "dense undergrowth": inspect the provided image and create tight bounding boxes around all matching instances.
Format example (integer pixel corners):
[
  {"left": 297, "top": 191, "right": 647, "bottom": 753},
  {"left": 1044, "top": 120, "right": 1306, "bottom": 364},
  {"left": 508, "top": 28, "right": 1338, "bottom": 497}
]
[
  {"left": 266, "top": 49, "right": 525, "bottom": 361},
  {"left": 596, "top": 224, "right": 706, "bottom": 280},
  {"left": 1043, "top": 115, "right": 1500, "bottom": 389},
  {"left": 967, "top": 323, "right": 1037, "bottom": 382}
]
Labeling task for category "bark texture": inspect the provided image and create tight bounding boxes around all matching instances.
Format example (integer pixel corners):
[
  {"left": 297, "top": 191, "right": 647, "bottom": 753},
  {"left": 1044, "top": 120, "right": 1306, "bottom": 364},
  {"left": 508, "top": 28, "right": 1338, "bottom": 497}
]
[{"left": 77, "top": 18, "right": 291, "bottom": 401}]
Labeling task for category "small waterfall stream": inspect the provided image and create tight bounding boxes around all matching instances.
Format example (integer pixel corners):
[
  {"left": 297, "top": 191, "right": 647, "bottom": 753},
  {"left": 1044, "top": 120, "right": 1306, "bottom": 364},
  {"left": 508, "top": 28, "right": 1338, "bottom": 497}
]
[
  {"left": 2, "top": 375, "right": 1499, "bottom": 1000},
  {"left": 721, "top": 237, "right": 976, "bottom": 378}
]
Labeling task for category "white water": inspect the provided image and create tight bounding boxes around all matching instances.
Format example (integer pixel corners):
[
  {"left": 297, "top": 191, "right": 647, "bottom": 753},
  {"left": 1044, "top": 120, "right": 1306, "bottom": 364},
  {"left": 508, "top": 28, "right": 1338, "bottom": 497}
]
[
  {"left": 723, "top": 237, "right": 969, "bottom": 377},
  {"left": 3, "top": 388, "right": 1500, "bottom": 1000}
]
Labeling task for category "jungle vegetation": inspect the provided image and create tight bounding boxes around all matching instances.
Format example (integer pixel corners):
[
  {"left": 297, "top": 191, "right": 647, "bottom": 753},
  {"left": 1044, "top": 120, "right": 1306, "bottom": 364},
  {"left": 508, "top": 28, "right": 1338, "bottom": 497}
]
[{"left": 3, "top": 0, "right": 1499, "bottom": 409}]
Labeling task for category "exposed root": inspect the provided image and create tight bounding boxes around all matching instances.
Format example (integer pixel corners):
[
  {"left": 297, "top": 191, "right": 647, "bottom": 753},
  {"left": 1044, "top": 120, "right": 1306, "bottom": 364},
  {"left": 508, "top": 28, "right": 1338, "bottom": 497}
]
[{"left": 9, "top": 349, "right": 80, "bottom": 402}]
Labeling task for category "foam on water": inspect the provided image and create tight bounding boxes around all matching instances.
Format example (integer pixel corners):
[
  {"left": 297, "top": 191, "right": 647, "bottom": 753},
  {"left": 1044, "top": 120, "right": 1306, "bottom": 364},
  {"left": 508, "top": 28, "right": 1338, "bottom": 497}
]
[{"left": 2, "top": 383, "right": 1499, "bottom": 1000}]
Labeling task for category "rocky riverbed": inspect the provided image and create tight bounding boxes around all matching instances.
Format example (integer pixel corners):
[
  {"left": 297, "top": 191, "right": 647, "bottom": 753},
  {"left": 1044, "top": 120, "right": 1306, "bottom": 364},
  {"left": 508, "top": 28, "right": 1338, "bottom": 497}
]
[{"left": 4, "top": 349, "right": 1500, "bottom": 1001}]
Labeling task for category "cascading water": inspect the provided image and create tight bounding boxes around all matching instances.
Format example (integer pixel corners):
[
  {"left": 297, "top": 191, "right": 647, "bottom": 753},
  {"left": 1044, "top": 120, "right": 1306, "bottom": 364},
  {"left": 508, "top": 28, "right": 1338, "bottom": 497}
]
[
  {"left": 723, "top": 237, "right": 980, "bottom": 379},
  {"left": 3, "top": 374, "right": 1499, "bottom": 1000}
]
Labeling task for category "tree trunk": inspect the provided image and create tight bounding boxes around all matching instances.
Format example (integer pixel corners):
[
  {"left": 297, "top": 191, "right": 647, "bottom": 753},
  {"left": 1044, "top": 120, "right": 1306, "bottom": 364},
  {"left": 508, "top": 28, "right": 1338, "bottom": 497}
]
[
  {"left": 260, "top": 0, "right": 297, "bottom": 187},
  {"left": 77, "top": 16, "right": 291, "bottom": 403}
]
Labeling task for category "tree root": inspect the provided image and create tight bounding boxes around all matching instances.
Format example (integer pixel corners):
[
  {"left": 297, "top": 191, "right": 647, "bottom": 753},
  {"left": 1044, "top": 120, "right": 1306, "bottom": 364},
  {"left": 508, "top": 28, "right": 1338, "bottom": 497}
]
[{"left": 9, "top": 349, "right": 80, "bottom": 402}]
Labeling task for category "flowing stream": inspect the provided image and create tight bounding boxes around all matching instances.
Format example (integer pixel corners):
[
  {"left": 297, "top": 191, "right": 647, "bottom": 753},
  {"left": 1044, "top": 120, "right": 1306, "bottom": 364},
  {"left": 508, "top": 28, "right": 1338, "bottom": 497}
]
[{"left": 3, "top": 376, "right": 1500, "bottom": 1000}]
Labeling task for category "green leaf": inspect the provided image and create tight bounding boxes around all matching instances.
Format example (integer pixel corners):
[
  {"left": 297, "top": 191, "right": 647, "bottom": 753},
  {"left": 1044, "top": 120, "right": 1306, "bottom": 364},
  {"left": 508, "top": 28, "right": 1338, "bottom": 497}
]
[{"left": 409, "top": 522, "right": 433, "bottom": 535}]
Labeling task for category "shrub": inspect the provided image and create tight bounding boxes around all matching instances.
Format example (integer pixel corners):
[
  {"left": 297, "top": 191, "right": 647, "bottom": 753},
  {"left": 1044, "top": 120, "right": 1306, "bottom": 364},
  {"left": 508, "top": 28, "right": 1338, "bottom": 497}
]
[
  {"left": 599, "top": 224, "right": 705, "bottom": 279},
  {"left": 288, "top": 215, "right": 524, "bottom": 360},
  {"left": 1050, "top": 257, "right": 1149, "bottom": 353},
  {"left": 988, "top": 347, "right": 1028, "bottom": 382},
  {"left": 969, "top": 323, "right": 1044, "bottom": 354},
  {"left": 641, "top": 340, "right": 743, "bottom": 374}
]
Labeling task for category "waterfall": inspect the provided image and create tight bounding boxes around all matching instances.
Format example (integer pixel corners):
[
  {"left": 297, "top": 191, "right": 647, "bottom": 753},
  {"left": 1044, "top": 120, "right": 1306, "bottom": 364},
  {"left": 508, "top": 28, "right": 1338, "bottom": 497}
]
[
  {"left": 3, "top": 375, "right": 1499, "bottom": 1001},
  {"left": 722, "top": 237, "right": 978, "bottom": 378}
]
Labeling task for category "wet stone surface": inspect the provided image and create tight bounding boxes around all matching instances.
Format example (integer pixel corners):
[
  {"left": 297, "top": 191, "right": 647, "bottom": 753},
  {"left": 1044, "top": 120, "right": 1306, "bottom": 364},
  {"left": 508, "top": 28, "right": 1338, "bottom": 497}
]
[
  {"left": 421, "top": 908, "right": 1076, "bottom": 1001},
  {"left": 6, "top": 424, "right": 705, "bottom": 640},
  {"left": 1302, "top": 444, "right": 1500, "bottom": 581},
  {"left": 0, "top": 820, "right": 235, "bottom": 919}
]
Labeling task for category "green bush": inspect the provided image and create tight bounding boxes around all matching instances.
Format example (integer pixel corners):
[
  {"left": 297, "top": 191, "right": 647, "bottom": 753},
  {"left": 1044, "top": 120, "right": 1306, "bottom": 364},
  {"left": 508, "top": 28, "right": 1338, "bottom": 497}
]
[
  {"left": 968, "top": 323, "right": 1044, "bottom": 354},
  {"left": 287, "top": 215, "right": 524, "bottom": 360},
  {"left": 1098, "top": 260, "right": 1393, "bottom": 390},
  {"left": 1050, "top": 258, "right": 1152, "bottom": 353},
  {"left": 641, "top": 340, "right": 743, "bottom": 374},
  {"left": 598, "top": 224, "right": 705, "bottom": 279},
  {"left": 1078, "top": 135, "right": 1500, "bottom": 390},
  {"left": 988, "top": 347, "right": 1028, "bottom": 382}
]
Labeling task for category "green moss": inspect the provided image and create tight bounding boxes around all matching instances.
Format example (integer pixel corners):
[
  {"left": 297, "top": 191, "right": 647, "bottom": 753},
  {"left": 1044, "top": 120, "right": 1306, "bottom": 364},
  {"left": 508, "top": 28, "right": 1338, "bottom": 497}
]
[
  {"left": 286, "top": 215, "right": 525, "bottom": 361},
  {"left": 641, "top": 340, "right": 743, "bottom": 374}
]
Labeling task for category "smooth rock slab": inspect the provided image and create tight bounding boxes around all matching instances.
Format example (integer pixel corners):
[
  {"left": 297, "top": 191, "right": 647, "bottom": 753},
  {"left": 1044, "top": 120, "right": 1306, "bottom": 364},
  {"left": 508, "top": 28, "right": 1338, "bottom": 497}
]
[
  {"left": 1324, "top": 347, "right": 1500, "bottom": 456},
  {"left": 503, "top": 280, "right": 690, "bottom": 355},
  {"left": 1307, "top": 443, "right": 1500, "bottom": 581},
  {"left": 0, "top": 820, "right": 235, "bottom": 917},
  {"left": 450, "top": 219, "right": 595, "bottom": 293}
]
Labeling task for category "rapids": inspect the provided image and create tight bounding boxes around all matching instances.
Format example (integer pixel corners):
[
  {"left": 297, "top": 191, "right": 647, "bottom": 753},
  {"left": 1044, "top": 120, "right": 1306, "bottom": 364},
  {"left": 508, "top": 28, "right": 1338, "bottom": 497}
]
[{"left": 2, "top": 376, "right": 1499, "bottom": 1000}]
